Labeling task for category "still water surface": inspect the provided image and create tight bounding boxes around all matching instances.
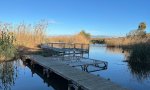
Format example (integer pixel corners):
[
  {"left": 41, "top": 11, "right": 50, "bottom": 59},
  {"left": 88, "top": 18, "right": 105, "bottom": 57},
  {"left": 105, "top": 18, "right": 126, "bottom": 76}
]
[
  {"left": 0, "top": 44, "right": 150, "bottom": 90},
  {"left": 89, "top": 45, "right": 150, "bottom": 90}
]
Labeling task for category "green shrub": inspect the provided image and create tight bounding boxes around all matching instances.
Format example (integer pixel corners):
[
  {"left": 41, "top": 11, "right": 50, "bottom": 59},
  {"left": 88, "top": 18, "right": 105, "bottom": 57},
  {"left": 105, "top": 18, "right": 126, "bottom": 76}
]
[{"left": 0, "top": 29, "right": 17, "bottom": 61}]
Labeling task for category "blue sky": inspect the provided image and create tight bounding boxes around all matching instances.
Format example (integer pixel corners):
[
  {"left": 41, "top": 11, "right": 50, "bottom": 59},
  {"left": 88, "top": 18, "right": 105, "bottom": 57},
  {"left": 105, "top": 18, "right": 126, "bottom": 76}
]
[{"left": 0, "top": 0, "right": 149, "bottom": 36}]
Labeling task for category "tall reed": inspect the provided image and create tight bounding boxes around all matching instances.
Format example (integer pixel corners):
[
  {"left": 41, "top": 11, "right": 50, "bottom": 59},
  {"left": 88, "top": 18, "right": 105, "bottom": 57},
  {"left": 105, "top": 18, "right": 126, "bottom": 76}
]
[
  {"left": 0, "top": 25, "right": 17, "bottom": 61},
  {"left": 48, "top": 31, "right": 90, "bottom": 44},
  {"left": 14, "top": 21, "right": 48, "bottom": 48}
]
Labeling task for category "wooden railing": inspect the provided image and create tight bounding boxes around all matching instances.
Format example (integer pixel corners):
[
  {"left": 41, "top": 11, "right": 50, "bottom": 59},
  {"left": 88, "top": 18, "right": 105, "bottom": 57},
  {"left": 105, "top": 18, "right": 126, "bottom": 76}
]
[{"left": 46, "top": 42, "right": 90, "bottom": 52}]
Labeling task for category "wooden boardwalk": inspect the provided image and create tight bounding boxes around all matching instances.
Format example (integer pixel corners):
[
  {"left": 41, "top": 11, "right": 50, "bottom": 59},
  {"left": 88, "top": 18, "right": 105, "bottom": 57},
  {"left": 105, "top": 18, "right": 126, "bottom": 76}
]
[
  {"left": 40, "top": 42, "right": 90, "bottom": 56},
  {"left": 22, "top": 55, "right": 126, "bottom": 90}
]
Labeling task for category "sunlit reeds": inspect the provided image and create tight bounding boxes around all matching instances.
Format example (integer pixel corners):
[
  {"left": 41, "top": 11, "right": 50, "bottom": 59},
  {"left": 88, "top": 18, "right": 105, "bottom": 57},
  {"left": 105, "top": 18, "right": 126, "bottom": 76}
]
[
  {"left": 48, "top": 32, "right": 90, "bottom": 44},
  {"left": 13, "top": 21, "right": 48, "bottom": 48}
]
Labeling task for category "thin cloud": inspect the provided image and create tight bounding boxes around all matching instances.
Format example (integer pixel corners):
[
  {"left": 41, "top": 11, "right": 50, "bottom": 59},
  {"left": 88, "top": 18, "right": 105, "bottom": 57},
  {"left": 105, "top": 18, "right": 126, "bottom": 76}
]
[{"left": 48, "top": 20, "right": 57, "bottom": 24}]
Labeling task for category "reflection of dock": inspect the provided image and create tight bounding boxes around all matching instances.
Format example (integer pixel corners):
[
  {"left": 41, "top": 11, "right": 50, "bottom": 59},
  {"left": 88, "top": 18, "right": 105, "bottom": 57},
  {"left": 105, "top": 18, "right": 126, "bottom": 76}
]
[
  {"left": 22, "top": 55, "right": 126, "bottom": 90},
  {"left": 40, "top": 42, "right": 90, "bottom": 56},
  {"left": 25, "top": 62, "right": 68, "bottom": 90}
]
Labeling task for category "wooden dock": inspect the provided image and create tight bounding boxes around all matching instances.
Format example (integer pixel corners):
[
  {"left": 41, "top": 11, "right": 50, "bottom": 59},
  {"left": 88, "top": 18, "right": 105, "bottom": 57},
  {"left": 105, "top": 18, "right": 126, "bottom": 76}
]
[
  {"left": 22, "top": 55, "right": 126, "bottom": 90},
  {"left": 40, "top": 42, "right": 90, "bottom": 56}
]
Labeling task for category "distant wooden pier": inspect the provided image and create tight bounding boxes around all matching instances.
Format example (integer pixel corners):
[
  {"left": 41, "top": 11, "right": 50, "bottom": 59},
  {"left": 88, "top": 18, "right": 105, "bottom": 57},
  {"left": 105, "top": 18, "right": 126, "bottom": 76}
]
[
  {"left": 22, "top": 55, "right": 126, "bottom": 90},
  {"left": 40, "top": 42, "right": 90, "bottom": 56}
]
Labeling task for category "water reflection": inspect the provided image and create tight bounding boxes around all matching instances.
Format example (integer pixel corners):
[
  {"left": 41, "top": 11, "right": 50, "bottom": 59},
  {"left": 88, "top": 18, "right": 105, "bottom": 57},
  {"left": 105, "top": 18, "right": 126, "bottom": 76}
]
[
  {"left": 106, "top": 46, "right": 150, "bottom": 81},
  {"left": 0, "top": 60, "right": 18, "bottom": 90},
  {"left": 23, "top": 61, "right": 68, "bottom": 90},
  {"left": 128, "top": 61, "right": 150, "bottom": 81},
  {"left": 0, "top": 59, "right": 68, "bottom": 90},
  {"left": 127, "top": 47, "right": 150, "bottom": 81},
  {"left": 106, "top": 47, "right": 124, "bottom": 54}
]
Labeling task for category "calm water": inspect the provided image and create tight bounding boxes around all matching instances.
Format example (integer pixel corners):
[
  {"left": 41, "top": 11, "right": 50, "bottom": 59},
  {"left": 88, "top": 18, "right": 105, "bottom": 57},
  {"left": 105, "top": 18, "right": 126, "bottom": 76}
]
[
  {"left": 88, "top": 44, "right": 150, "bottom": 90},
  {"left": 0, "top": 60, "right": 68, "bottom": 90},
  {"left": 0, "top": 44, "right": 150, "bottom": 90}
]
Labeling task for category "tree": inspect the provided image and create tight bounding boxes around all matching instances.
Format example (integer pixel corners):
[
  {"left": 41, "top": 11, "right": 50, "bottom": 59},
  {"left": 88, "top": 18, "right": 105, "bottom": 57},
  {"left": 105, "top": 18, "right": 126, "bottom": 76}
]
[
  {"left": 78, "top": 30, "right": 91, "bottom": 39},
  {"left": 138, "top": 22, "right": 146, "bottom": 31},
  {"left": 127, "top": 22, "right": 146, "bottom": 37}
]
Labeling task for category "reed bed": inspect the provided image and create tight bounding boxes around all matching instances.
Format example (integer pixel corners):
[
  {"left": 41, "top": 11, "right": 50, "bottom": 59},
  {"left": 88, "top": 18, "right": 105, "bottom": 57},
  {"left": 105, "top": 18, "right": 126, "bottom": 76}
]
[
  {"left": 105, "top": 36, "right": 150, "bottom": 47},
  {"left": 105, "top": 35, "right": 150, "bottom": 63},
  {"left": 0, "top": 21, "right": 91, "bottom": 61},
  {"left": 48, "top": 34, "right": 90, "bottom": 44},
  {"left": 13, "top": 22, "right": 48, "bottom": 48}
]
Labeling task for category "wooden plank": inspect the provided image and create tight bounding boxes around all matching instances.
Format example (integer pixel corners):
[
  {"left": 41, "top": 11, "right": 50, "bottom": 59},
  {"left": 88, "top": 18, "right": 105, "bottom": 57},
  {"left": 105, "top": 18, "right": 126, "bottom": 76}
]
[{"left": 24, "top": 55, "right": 127, "bottom": 90}]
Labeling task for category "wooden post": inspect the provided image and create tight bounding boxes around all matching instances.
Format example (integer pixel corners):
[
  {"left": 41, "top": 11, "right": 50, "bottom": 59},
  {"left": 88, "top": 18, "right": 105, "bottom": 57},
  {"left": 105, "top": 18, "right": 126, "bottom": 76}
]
[
  {"left": 68, "top": 84, "right": 79, "bottom": 90},
  {"left": 81, "top": 44, "right": 83, "bottom": 50},
  {"left": 87, "top": 44, "right": 90, "bottom": 58},
  {"left": 81, "top": 44, "right": 83, "bottom": 57},
  {"left": 63, "top": 43, "right": 65, "bottom": 48},
  {"left": 68, "top": 84, "right": 72, "bottom": 90},
  {"left": 88, "top": 44, "right": 90, "bottom": 53},
  {"left": 51, "top": 43, "right": 53, "bottom": 48},
  {"left": 74, "top": 43, "right": 76, "bottom": 49},
  {"left": 31, "top": 61, "right": 35, "bottom": 68},
  {"left": 74, "top": 43, "right": 76, "bottom": 55}
]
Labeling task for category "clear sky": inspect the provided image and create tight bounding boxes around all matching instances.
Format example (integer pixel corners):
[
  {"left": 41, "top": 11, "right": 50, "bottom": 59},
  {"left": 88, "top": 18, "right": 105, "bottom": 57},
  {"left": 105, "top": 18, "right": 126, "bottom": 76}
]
[{"left": 0, "top": 0, "right": 149, "bottom": 36}]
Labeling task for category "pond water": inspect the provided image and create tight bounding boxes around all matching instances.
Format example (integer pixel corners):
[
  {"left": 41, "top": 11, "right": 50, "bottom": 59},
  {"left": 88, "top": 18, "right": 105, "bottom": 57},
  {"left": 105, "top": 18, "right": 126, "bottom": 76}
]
[
  {"left": 0, "top": 44, "right": 150, "bottom": 90},
  {"left": 0, "top": 60, "right": 68, "bottom": 90},
  {"left": 88, "top": 44, "right": 150, "bottom": 90}
]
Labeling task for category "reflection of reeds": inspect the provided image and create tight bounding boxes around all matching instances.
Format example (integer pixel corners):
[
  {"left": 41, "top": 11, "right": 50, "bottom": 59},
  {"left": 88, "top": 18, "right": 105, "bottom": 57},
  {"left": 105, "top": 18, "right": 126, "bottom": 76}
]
[
  {"left": 106, "top": 47, "right": 124, "bottom": 54},
  {"left": 128, "top": 61, "right": 150, "bottom": 81},
  {"left": 126, "top": 43, "right": 150, "bottom": 81},
  {"left": 0, "top": 60, "right": 18, "bottom": 90},
  {"left": 106, "top": 37, "right": 150, "bottom": 81}
]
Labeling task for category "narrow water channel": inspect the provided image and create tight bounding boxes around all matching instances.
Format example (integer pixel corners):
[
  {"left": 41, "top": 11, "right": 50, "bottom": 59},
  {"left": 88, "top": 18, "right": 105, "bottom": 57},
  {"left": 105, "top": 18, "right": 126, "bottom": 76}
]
[{"left": 0, "top": 44, "right": 150, "bottom": 90}]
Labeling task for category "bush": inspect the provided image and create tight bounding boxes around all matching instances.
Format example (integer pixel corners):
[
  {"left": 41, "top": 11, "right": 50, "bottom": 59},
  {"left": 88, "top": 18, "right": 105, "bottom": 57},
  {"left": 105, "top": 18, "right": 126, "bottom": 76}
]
[
  {"left": 0, "top": 28, "right": 17, "bottom": 61},
  {"left": 127, "top": 30, "right": 146, "bottom": 37}
]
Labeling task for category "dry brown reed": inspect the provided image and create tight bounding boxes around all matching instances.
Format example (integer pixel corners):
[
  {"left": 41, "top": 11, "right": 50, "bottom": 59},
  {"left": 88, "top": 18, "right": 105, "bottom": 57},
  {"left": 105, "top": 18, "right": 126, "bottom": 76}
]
[
  {"left": 11, "top": 21, "right": 48, "bottom": 48},
  {"left": 48, "top": 34, "right": 90, "bottom": 44},
  {"left": 0, "top": 21, "right": 90, "bottom": 51},
  {"left": 105, "top": 36, "right": 150, "bottom": 47}
]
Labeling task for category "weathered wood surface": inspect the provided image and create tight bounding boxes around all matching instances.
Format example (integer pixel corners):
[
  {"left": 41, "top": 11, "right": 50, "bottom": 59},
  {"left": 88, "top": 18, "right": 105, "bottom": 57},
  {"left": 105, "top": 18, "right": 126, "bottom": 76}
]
[
  {"left": 24, "top": 55, "right": 127, "bottom": 90},
  {"left": 40, "top": 43, "right": 90, "bottom": 55}
]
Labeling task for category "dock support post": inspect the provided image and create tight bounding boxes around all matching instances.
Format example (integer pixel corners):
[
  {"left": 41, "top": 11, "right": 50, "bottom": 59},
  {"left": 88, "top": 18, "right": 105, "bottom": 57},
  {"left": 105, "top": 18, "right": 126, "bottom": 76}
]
[
  {"left": 43, "top": 68, "right": 51, "bottom": 78},
  {"left": 68, "top": 84, "right": 80, "bottom": 90},
  {"left": 51, "top": 43, "right": 53, "bottom": 48},
  {"left": 31, "top": 61, "right": 35, "bottom": 68}
]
